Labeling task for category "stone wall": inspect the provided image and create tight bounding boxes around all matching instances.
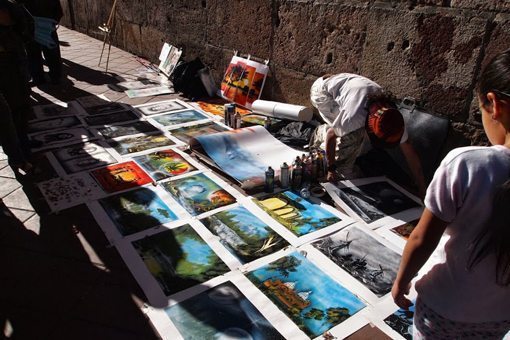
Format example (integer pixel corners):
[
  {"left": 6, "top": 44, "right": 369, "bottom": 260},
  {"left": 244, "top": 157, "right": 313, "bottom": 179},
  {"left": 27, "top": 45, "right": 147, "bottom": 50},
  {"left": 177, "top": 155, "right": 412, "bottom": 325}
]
[{"left": 59, "top": 0, "right": 510, "bottom": 147}]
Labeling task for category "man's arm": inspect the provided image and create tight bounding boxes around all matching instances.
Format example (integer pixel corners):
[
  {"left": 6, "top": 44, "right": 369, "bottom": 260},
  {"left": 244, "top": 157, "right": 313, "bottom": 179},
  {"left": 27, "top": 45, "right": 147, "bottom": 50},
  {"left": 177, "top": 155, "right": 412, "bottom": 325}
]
[
  {"left": 400, "top": 140, "right": 426, "bottom": 199},
  {"left": 325, "top": 127, "right": 339, "bottom": 183}
]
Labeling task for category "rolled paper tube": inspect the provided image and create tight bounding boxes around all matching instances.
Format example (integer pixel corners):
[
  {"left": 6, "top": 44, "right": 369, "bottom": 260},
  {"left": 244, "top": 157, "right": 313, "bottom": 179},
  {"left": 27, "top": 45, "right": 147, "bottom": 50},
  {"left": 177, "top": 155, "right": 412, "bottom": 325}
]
[{"left": 251, "top": 99, "right": 313, "bottom": 122}]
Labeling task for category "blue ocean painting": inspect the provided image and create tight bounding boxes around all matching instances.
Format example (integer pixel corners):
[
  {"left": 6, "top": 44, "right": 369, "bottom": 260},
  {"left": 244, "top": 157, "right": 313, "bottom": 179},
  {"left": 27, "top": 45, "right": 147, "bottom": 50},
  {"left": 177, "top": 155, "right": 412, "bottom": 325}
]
[
  {"left": 255, "top": 191, "right": 341, "bottom": 236},
  {"left": 162, "top": 173, "right": 236, "bottom": 216},
  {"left": 166, "top": 282, "right": 284, "bottom": 339},
  {"left": 99, "top": 187, "right": 178, "bottom": 236},
  {"left": 195, "top": 131, "right": 267, "bottom": 184},
  {"left": 153, "top": 109, "right": 208, "bottom": 126},
  {"left": 384, "top": 301, "right": 415, "bottom": 340},
  {"left": 201, "top": 206, "right": 289, "bottom": 263},
  {"left": 132, "top": 224, "right": 230, "bottom": 296},
  {"left": 247, "top": 252, "right": 365, "bottom": 337}
]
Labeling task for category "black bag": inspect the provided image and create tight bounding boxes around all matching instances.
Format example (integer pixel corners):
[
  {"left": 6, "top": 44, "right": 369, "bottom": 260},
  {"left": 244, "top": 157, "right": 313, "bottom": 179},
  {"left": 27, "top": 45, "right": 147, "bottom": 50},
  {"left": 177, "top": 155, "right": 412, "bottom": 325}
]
[{"left": 171, "top": 57, "right": 211, "bottom": 99}]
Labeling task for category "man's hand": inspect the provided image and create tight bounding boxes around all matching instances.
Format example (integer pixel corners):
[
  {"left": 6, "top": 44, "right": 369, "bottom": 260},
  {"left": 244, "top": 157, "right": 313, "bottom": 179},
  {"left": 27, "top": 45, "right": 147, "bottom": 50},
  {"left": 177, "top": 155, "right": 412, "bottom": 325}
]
[{"left": 327, "top": 170, "right": 340, "bottom": 183}]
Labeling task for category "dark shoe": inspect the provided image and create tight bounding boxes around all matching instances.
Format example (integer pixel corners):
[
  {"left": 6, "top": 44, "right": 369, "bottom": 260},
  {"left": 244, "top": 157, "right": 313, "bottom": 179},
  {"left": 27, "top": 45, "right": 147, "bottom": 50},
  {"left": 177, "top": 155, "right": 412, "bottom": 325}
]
[{"left": 30, "top": 77, "right": 47, "bottom": 87}]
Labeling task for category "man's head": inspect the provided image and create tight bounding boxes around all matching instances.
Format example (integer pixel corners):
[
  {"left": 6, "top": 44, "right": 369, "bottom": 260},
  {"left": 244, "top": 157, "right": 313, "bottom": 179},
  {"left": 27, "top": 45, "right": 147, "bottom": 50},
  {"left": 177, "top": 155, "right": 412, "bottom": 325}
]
[{"left": 365, "top": 100, "right": 404, "bottom": 148}]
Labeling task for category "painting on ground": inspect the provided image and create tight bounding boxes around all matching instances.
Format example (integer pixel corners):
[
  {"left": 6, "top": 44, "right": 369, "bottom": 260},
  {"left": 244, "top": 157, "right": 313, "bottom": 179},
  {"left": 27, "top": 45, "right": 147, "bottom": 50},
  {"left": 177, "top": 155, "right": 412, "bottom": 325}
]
[
  {"left": 53, "top": 142, "right": 117, "bottom": 174},
  {"left": 38, "top": 173, "right": 103, "bottom": 211},
  {"left": 84, "top": 110, "right": 139, "bottom": 127},
  {"left": 201, "top": 206, "right": 289, "bottom": 264},
  {"left": 191, "top": 126, "right": 302, "bottom": 189},
  {"left": 108, "top": 134, "right": 175, "bottom": 155},
  {"left": 28, "top": 116, "right": 82, "bottom": 133},
  {"left": 96, "top": 121, "right": 159, "bottom": 139},
  {"left": 132, "top": 224, "right": 230, "bottom": 296},
  {"left": 196, "top": 99, "right": 251, "bottom": 118},
  {"left": 165, "top": 281, "right": 284, "bottom": 339},
  {"left": 99, "top": 187, "right": 178, "bottom": 236},
  {"left": 91, "top": 161, "right": 153, "bottom": 193},
  {"left": 30, "top": 127, "right": 94, "bottom": 148},
  {"left": 162, "top": 173, "right": 235, "bottom": 216},
  {"left": 169, "top": 122, "right": 228, "bottom": 144},
  {"left": 133, "top": 149, "right": 196, "bottom": 181},
  {"left": 254, "top": 191, "right": 340, "bottom": 236},
  {"left": 247, "top": 252, "right": 365, "bottom": 338},
  {"left": 152, "top": 109, "right": 208, "bottom": 127},
  {"left": 85, "top": 102, "right": 127, "bottom": 115},
  {"left": 33, "top": 102, "right": 80, "bottom": 119},
  {"left": 391, "top": 220, "right": 419, "bottom": 240},
  {"left": 383, "top": 303, "right": 415, "bottom": 340},
  {"left": 313, "top": 225, "right": 400, "bottom": 296},
  {"left": 220, "top": 56, "right": 269, "bottom": 109},
  {"left": 331, "top": 181, "right": 420, "bottom": 224},
  {"left": 136, "top": 100, "right": 186, "bottom": 116}
]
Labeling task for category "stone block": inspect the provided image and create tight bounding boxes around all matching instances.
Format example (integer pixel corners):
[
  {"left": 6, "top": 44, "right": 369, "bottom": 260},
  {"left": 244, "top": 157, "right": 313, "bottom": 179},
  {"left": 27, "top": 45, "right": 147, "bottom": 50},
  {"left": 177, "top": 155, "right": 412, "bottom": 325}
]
[
  {"left": 116, "top": 21, "right": 142, "bottom": 57},
  {"left": 71, "top": 0, "right": 89, "bottom": 32},
  {"left": 361, "top": 6, "right": 488, "bottom": 121},
  {"left": 451, "top": 0, "right": 510, "bottom": 13},
  {"left": 117, "top": 0, "right": 147, "bottom": 24},
  {"left": 140, "top": 26, "right": 167, "bottom": 62},
  {"left": 273, "top": 2, "right": 368, "bottom": 76},
  {"left": 265, "top": 67, "right": 317, "bottom": 106},
  {"left": 207, "top": 0, "right": 272, "bottom": 57},
  {"left": 59, "top": 0, "right": 72, "bottom": 27}
]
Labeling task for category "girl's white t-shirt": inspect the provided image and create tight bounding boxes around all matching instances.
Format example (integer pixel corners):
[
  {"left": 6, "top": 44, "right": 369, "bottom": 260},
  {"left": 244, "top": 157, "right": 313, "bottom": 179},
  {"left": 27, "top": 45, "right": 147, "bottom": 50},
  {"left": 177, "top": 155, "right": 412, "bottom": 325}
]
[{"left": 417, "top": 145, "right": 510, "bottom": 322}]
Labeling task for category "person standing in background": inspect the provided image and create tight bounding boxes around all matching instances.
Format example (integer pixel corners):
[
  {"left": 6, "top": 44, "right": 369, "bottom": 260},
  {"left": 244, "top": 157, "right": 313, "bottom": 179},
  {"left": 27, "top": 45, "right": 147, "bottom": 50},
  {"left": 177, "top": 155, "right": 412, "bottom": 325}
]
[
  {"left": 22, "top": 0, "right": 63, "bottom": 85},
  {"left": 0, "top": 0, "right": 33, "bottom": 174}
]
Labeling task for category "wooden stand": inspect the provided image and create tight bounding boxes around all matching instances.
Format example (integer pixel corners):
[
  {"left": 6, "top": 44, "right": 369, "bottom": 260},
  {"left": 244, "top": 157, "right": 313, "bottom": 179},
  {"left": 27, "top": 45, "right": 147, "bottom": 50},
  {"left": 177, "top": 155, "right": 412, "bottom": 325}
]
[{"left": 98, "top": 0, "right": 118, "bottom": 73}]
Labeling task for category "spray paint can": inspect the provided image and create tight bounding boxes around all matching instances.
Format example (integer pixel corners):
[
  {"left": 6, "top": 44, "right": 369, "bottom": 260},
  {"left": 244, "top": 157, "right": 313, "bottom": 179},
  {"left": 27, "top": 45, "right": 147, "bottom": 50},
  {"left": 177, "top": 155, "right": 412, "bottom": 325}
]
[
  {"left": 224, "top": 104, "right": 231, "bottom": 126},
  {"left": 229, "top": 104, "right": 237, "bottom": 127},
  {"left": 291, "top": 157, "right": 302, "bottom": 190},
  {"left": 311, "top": 151, "right": 318, "bottom": 182},
  {"left": 280, "top": 162, "right": 290, "bottom": 189},
  {"left": 316, "top": 150, "right": 325, "bottom": 179},
  {"left": 233, "top": 111, "right": 242, "bottom": 129},
  {"left": 265, "top": 166, "right": 275, "bottom": 193},
  {"left": 264, "top": 117, "right": 271, "bottom": 129}
]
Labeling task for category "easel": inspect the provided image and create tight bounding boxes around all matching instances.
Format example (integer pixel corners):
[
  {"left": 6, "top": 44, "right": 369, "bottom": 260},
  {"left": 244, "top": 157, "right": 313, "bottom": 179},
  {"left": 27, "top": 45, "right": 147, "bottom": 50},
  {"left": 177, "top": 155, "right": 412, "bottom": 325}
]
[{"left": 98, "top": 0, "right": 118, "bottom": 73}]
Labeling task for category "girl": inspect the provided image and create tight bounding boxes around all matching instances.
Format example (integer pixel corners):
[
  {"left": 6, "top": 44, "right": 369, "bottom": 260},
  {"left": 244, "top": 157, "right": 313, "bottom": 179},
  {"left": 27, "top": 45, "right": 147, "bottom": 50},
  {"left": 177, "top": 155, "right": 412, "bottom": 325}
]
[{"left": 392, "top": 49, "right": 510, "bottom": 338}]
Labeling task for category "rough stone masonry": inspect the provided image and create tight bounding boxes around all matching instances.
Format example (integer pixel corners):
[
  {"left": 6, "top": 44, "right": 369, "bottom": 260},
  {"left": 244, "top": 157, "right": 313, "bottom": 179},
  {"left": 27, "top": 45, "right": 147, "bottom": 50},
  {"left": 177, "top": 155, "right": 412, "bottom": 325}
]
[{"left": 59, "top": 0, "right": 510, "bottom": 147}]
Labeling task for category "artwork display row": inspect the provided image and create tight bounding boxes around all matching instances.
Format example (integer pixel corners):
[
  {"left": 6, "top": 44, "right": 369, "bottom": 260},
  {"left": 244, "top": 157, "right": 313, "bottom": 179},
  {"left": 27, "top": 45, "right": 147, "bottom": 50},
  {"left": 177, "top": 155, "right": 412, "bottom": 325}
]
[{"left": 33, "top": 92, "right": 422, "bottom": 339}]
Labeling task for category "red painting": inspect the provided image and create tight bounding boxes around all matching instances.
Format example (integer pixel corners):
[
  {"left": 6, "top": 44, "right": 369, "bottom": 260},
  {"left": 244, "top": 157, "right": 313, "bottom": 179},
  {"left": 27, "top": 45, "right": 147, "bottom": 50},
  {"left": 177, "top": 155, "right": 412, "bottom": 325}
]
[{"left": 91, "top": 161, "right": 153, "bottom": 193}]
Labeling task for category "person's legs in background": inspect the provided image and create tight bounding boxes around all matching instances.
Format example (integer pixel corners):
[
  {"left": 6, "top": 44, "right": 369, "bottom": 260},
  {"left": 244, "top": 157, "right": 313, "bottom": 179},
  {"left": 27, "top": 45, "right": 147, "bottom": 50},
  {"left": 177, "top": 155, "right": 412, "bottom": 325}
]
[
  {"left": 25, "top": 39, "right": 46, "bottom": 84},
  {"left": 42, "top": 29, "right": 62, "bottom": 84}
]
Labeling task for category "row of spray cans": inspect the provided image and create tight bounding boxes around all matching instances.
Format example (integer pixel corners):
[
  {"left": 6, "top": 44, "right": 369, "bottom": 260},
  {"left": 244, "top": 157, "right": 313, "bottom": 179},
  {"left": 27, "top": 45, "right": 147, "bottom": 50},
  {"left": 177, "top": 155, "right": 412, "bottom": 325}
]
[
  {"left": 264, "top": 149, "right": 328, "bottom": 193},
  {"left": 224, "top": 103, "right": 242, "bottom": 129}
]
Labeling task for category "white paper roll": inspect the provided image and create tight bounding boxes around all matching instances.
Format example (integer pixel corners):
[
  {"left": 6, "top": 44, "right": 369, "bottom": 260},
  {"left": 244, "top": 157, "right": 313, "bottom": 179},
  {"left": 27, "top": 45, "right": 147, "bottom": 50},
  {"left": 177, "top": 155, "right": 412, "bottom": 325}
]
[{"left": 251, "top": 99, "right": 313, "bottom": 122}]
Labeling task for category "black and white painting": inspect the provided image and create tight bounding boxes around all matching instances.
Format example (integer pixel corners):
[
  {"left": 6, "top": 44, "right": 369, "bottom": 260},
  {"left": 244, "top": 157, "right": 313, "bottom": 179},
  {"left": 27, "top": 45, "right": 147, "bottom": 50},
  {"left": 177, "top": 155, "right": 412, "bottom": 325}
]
[
  {"left": 53, "top": 142, "right": 117, "bottom": 174},
  {"left": 96, "top": 121, "right": 159, "bottom": 139},
  {"left": 313, "top": 225, "right": 401, "bottom": 297},
  {"left": 85, "top": 102, "right": 128, "bottom": 115},
  {"left": 28, "top": 116, "right": 82, "bottom": 133},
  {"left": 29, "top": 127, "right": 95, "bottom": 149},
  {"left": 84, "top": 110, "right": 139, "bottom": 127},
  {"left": 323, "top": 177, "right": 422, "bottom": 229},
  {"left": 135, "top": 100, "right": 187, "bottom": 116}
]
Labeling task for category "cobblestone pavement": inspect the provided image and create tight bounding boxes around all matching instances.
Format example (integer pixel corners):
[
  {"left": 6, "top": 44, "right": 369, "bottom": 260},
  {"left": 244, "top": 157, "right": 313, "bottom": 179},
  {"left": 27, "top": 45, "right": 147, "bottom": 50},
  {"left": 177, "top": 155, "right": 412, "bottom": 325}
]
[{"left": 0, "top": 26, "right": 183, "bottom": 339}]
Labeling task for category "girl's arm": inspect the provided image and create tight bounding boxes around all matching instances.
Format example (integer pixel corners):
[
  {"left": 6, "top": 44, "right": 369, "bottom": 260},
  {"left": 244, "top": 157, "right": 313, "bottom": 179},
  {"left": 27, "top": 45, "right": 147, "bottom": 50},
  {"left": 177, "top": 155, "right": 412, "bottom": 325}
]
[{"left": 391, "top": 208, "right": 448, "bottom": 309}]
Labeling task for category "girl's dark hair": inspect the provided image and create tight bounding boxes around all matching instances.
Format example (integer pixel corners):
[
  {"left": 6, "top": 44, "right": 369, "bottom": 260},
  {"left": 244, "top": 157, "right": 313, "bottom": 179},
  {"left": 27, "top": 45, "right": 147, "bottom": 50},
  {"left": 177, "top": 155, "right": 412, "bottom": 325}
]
[
  {"left": 467, "top": 179, "right": 510, "bottom": 286},
  {"left": 478, "top": 49, "right": 510, "bottom": 103},
  {"left": 366, "top": 91, "right": 397, "bottom": 109}
]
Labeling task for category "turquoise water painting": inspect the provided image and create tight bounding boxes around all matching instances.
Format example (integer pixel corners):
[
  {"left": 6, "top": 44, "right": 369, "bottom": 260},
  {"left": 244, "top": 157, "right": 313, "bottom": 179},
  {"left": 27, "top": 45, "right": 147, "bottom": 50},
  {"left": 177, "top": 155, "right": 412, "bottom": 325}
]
[
  {"left": 255, "top": 191, "right": 340, "bottom": 236},
  {"left": 195, "top": 131, "right": 267, "bottom": 184},
  {"left": 247, "top": 251, "right": 365, "bottom": 337},
  {"left": 152, "top": 109, "right": 209, "bottom": 126},
  {"left": 132, "top": 224, "right": 229, "bottom": 296},
  {"left": 99, "top": 187, "right": 178, "bottom": 236},
  {"left": 201, "top": 206, "right": 288, "bottom": 263},
  {"left": 162, "top": 173, "right": 235, "bottom": 216},
  {"left": 166, "top": 282, "right": 284, "bottom": 339}
]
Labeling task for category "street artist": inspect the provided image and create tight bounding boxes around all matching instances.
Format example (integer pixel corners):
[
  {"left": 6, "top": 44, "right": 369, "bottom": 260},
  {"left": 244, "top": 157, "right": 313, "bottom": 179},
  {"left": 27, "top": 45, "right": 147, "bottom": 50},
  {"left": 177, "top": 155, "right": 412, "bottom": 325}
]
[{"left": 309, "top": 73, "right": 426, "bottom": 197}]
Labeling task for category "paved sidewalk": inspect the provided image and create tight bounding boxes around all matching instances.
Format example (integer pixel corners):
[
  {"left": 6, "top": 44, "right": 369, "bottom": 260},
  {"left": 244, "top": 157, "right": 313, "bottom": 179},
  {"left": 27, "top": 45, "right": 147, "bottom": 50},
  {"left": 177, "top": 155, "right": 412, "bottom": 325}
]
[{"left": 0, "top": 26, "right": 182, "bottom": 339}]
